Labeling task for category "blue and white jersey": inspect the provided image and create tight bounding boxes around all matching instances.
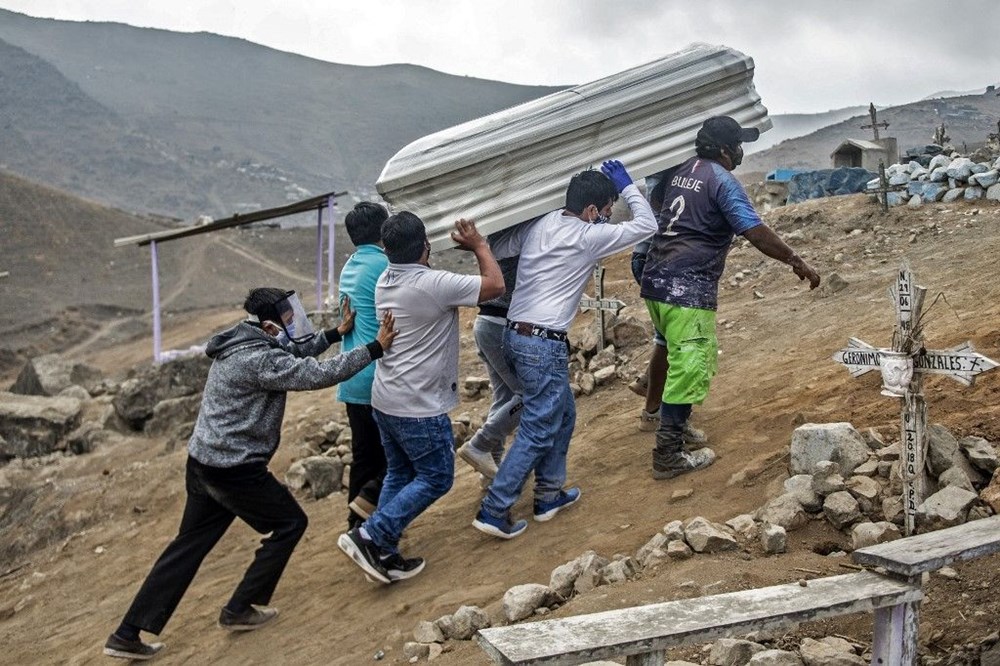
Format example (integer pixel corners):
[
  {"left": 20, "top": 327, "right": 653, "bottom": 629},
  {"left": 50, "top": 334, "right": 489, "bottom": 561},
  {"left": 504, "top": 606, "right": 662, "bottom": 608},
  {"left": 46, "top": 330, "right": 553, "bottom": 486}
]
[{"left": 640, "top": 156, "right": 763, "bottom": 311}]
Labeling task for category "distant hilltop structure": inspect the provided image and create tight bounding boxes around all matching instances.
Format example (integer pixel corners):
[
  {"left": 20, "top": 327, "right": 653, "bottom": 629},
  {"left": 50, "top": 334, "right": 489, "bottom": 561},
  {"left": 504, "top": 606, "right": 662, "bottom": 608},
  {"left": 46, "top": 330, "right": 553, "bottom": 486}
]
[{"left": 830, "top": 103, "right": 899, "bottom": 170}]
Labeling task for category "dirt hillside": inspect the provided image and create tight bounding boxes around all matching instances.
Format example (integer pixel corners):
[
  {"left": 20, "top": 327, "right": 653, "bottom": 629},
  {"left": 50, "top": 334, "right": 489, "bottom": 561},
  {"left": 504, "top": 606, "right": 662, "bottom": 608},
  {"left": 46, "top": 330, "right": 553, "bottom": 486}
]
[{"left": 1, "top": 194, "right": 999, "bottom": 665}]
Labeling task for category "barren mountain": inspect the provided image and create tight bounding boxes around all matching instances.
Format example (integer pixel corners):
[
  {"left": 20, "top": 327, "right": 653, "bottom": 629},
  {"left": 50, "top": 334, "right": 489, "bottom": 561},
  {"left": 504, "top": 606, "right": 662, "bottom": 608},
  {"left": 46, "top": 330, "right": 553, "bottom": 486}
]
[
  {"left": 744, "top": 94, "right": 1000, "bottom": 173},
  {"left": 0, "top": 9, "right": 562, "bottom": 219},
  {"left": 1, "top": 190, "right": 998, "bottom": 664}
]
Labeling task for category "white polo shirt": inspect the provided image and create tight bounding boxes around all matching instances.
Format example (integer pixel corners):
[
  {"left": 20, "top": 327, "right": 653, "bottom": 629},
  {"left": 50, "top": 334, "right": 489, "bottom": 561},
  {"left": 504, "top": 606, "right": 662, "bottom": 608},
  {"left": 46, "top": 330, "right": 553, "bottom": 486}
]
[
  {"left": 498, "top": 183, "right": 657, "bottom": 331},
  {"left": 372, "top": 263, "right": 481, "bottom": 418}
]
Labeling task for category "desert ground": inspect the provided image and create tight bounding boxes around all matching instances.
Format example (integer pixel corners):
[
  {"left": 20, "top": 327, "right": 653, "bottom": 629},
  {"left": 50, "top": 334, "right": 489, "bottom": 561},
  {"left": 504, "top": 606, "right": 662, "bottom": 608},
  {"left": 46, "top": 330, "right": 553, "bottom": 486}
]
[{"left": 1, "top": 194, "right": 999, "bottom": 664}]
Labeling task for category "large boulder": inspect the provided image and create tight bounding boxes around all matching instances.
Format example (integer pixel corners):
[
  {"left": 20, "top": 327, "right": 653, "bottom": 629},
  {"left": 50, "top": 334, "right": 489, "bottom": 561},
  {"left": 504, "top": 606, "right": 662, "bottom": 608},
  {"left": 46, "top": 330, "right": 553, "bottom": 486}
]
[
  {"left": 790, "top": 423, "right": 869, "bottom": 476},
  {"left": 113, "top": 355, "right": 211, "bottom": 430},
  {"left": 145, "top": 394, "right": 203, "bottom": 436},
  {"left": 502, "top": 583, "right": 556, "bottom": 622},
  {"left": 756, "top": 494, "right": 808, "bottom": 531},
  {"left": 10, "top": 354, "right": 103, "bottom": 397},
  {"left": 916, "top": 485, "right": 978, "bottom": 530},
  {"left": 0, "top": 392, "right": 82, "bottom": 459},
  {"left": 684, "top": 517, "right": 738, "bottom": 553},
  {"left": 960, "top": 436, "right": 998, "bottom": 475},
  {"left": 285, "top": 456, "right": 344, "bottom": 500}
]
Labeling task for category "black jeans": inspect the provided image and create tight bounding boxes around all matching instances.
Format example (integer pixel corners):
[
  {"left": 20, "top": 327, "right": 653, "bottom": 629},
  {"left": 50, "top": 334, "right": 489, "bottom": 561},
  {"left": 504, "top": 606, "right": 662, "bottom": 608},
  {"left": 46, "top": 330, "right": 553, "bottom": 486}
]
[
  {"left": 345, "top": 403, "right": 386, "bottom": 505},
  {"left": 122, "top": 457, "right": 308, "bottom": 634}
]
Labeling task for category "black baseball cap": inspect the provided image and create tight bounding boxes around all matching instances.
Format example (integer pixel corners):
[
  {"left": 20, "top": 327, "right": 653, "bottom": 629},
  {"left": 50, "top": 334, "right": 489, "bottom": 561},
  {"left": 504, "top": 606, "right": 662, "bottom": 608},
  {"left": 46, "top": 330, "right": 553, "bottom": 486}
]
[{"left": 696, "top": 116, "right": 760, "bottom": 147}]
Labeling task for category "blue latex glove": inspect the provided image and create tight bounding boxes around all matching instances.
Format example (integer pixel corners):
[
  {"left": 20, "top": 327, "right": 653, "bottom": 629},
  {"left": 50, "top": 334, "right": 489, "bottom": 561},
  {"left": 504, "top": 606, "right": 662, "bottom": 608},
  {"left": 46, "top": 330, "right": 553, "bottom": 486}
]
[{"left": 601, "top": 160, "right": 633, "bottom": 193}]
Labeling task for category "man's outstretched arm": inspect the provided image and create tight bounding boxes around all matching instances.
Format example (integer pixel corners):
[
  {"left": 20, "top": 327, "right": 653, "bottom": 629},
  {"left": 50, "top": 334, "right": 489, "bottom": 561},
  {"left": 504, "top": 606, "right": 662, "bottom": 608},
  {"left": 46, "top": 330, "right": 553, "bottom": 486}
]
[{"left": 742, "top": 225, "right": 821, "bottom": 289}]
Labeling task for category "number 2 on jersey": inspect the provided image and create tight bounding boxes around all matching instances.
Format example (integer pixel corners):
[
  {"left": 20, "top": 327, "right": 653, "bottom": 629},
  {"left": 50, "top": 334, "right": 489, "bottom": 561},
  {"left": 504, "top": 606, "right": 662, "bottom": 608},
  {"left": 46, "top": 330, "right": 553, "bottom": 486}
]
[{"left": 661, "top": 195, "right": 684, "bottom": 236}]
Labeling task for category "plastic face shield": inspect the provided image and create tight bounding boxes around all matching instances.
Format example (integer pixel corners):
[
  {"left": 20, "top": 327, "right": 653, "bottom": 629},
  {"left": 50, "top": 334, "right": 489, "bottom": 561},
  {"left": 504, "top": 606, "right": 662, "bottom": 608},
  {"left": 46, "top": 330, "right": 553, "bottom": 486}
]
[{"left": 271, "top": 291, "right": 316, "bottom": 343}]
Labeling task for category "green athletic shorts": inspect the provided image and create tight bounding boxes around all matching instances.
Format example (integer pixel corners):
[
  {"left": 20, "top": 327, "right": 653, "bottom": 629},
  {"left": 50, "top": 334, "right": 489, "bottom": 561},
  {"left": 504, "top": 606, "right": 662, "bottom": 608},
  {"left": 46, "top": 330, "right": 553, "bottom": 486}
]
[{"left": 643, "top": 300, "right": 717, "bottom": 405}]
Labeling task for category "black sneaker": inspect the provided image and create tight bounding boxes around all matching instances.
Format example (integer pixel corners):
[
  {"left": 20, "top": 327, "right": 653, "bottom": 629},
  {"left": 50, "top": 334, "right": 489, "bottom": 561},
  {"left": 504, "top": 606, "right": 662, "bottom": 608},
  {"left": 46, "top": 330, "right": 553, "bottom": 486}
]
[
  {"left": 382, "top": 553, "right": 426, "bottom": 581},
  {"left": 103, "top": 633, "right": 165, "bottom": 661},
  {"left": 218, "top": 605, "right": 278, "bottom": 631},
  {"left": 337, "top": 527, "right": 391, "bottom": 584}
]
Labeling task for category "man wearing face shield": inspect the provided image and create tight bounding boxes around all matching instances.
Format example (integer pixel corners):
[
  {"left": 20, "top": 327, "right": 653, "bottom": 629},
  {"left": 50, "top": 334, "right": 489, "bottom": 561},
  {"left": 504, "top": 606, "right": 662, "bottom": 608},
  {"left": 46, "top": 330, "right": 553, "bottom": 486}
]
[
  {"left": 103, "top": 287, "right": 397, "bottom": 661},
  {"left": 640, "top": 115, "right": 820, "bottom": 481}
]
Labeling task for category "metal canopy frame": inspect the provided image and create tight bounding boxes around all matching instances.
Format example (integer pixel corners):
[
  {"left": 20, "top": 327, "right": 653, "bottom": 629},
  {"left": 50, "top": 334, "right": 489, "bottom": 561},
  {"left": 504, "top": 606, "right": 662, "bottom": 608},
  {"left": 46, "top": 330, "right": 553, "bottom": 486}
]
[{"left": 114, "top": 190, "right": 347, "bottom": 363}]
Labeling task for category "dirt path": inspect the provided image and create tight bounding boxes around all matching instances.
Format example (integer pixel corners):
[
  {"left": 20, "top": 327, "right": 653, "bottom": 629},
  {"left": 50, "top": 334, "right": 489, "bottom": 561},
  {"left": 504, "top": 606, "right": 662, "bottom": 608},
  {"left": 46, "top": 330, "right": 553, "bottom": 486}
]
[{"left": 2, "top": 196, "right": 999, "bottom": 665}]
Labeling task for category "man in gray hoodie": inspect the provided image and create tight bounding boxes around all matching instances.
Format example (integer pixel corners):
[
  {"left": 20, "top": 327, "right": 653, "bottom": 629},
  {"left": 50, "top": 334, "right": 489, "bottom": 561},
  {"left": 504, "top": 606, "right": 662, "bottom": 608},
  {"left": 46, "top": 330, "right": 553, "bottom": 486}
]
[{"left": 103, "top": 287, "right": 396, "bottom": 661}]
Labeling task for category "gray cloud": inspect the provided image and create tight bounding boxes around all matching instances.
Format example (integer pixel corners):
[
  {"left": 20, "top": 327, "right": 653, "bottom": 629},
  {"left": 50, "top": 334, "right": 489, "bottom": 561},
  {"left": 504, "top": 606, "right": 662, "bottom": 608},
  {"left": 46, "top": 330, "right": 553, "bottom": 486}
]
[{"left": 0, "top": 0, "right": 997, "bottom": 114}]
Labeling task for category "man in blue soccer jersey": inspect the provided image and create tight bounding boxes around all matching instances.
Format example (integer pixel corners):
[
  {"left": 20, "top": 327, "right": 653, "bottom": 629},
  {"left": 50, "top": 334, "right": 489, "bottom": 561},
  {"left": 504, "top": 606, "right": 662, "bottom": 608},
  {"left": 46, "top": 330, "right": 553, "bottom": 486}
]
[{"left": 641, "top": 116, "right": 820, "bottom": 480}]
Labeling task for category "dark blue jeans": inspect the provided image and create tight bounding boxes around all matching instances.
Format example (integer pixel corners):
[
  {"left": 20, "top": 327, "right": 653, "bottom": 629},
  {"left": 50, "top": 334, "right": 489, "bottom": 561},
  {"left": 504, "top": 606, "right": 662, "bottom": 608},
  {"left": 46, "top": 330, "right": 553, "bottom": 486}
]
[
  {"left": 122, "top": 457, "right": 308, "bottom": 634},
  {"left": 365, "top": 411, "right": 454, "bottom": 554},
  {"left": 480, "top": 329, "right": 575, "bottom": 518}
]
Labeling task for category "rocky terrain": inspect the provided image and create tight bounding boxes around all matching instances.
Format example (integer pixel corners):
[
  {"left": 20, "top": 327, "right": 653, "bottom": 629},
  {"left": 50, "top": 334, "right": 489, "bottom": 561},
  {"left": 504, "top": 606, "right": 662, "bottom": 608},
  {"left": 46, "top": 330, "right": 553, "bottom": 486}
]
[{"left": 1, "top": 190, "right": 999, "bottom": 664}]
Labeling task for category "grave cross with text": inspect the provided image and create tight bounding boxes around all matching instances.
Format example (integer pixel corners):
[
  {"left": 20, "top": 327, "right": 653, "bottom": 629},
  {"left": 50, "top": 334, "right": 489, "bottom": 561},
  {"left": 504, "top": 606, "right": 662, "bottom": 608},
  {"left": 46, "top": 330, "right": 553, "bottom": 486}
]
[
  {"left": 832, "top": 264, "right": 998, "bottom": 535},
  {"left": 579, "top": 264, "right": 625, "bottom": 350}
]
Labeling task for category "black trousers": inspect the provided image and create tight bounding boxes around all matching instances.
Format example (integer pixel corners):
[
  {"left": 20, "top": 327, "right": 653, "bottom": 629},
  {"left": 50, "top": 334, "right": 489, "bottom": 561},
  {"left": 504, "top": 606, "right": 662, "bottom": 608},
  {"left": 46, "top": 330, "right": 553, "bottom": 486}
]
[
  {"left": 122, "top": 456, "right": 308, "bottom": 635},
  {"left": 345, "top": 403, "right": 386, "bottom": 504}
]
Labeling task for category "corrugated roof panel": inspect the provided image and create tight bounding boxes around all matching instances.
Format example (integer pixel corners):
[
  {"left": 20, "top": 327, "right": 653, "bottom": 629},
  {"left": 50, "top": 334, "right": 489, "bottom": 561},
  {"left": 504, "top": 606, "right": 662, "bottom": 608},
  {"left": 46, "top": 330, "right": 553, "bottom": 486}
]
[{"left": 376, "top": 43, "right": 771, "bottom": 250}]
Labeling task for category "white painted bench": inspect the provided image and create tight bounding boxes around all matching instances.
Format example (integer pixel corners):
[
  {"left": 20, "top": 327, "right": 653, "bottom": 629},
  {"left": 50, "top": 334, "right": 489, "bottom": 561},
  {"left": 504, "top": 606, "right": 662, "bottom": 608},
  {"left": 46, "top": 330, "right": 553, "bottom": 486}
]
[
  {"left": 475, "top": 571, "right": 920, "bottom": 666},
  {"left": 851, "top": 515, "right": 1000, "bottom": 664},
  {"left": 475, "top": 516, "right": 1000, "bottom": 665},
  {"left": 852, "top": 514, "right": 1000, "bottom": 577}
]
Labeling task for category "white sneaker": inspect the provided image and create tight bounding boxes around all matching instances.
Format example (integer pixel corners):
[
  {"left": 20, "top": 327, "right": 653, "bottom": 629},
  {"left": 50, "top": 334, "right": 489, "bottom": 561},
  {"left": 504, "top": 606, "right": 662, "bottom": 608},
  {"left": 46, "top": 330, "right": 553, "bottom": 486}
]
[{"left": 458, "top": 443, "right": 498, "bottom": 478}]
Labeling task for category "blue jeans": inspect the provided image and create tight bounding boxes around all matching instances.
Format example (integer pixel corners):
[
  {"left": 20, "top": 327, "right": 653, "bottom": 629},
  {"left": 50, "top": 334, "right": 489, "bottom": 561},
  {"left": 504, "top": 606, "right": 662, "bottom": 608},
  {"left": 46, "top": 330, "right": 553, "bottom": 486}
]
[
  {"left": 365, "top": 411, "right": 455, "bottom": 554},
  {"left": 480, "top": 329, "right": 575, "bottom": 518},
  {"left": 467, "top": 316, "right": 522, "bottom": 455}
]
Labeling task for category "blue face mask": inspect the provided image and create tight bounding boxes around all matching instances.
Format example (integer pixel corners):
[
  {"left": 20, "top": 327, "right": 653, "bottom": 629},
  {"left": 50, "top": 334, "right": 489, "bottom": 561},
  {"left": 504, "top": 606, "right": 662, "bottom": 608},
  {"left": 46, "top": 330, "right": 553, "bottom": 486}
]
[{"left": 595, "top": 213, "right": 610, "bottom": 224}]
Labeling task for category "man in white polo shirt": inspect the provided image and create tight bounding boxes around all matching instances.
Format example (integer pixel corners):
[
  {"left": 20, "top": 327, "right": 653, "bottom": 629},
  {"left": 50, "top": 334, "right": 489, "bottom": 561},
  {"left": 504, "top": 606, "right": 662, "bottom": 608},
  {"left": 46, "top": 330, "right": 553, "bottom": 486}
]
[
  {"left": 338, "top": 211, "right": 504, "bottom": 583},
  {"left": 473, "top": 160, "right": 658, "bottom": 538}
]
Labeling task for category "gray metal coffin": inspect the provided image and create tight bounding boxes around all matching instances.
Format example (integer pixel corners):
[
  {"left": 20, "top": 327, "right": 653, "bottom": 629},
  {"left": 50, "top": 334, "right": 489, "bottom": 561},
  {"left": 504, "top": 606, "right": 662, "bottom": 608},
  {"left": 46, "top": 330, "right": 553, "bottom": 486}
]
[{"left": 375, "top": 42, "right": 771, "bottom": 250}]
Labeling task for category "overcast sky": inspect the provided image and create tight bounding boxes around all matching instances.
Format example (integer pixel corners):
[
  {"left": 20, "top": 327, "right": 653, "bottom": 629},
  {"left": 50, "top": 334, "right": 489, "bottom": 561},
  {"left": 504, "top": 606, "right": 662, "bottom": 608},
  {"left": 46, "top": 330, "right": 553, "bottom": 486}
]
[{"left": 2, "top": 0, "right": 998, "bottom": 114}]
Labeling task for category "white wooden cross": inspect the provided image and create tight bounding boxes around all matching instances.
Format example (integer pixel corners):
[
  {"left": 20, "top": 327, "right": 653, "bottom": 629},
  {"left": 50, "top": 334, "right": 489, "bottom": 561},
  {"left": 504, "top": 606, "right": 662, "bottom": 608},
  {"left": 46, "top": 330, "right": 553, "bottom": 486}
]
[
  {"left": 832, "top": 263, "right": 998, "bottom": 535},
  {"left": 580, "top": 264, "right": 625, "bottom": 349}
]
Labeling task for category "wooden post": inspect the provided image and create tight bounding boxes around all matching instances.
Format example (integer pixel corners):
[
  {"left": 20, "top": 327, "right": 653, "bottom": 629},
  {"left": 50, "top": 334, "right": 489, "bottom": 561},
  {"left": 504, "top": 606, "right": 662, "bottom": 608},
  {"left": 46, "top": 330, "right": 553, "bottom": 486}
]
[
  {"left": 594, "top": 265, "right": 607, "bottom": 349},
  {"left": 871, "top": 594, "right": 920, "bottom": 665},
  {"left": 326, "top": 195, "right": 337, "bottom": 307},
  {"left": 315, "top": 206, "right": 324, "bottom": 311},
  {"left": 579, "top": 263, "right": 625, "bottom": 350},
  {"left": 150, "top": 240, "right": 162, "bottom": 364},
  {"left": 892, "top": 265, "right": 927, "bottom": 536},
  {"left": 861, "top": 102, "right": 890, "bottom": 141}
]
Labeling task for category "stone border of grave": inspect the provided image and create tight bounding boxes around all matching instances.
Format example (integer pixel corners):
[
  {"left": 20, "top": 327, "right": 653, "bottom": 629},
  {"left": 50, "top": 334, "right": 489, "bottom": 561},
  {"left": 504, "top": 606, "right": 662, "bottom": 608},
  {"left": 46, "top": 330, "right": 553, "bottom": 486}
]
[
  {"left": 398, "top": 421, "right": 998, "bottom": 663},
  {"left": 869, "top": 152, "right": 1000, "bottom": 207}
]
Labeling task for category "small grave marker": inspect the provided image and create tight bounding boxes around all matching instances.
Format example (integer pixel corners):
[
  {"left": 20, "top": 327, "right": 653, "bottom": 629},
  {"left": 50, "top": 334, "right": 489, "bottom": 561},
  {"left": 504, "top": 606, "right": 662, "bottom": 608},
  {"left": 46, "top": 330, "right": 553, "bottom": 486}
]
[
  {"left": 579, "top": 264, "right": 625, "bottom": 349},
  {"left": 861, "top": 102, "right": 890, "bottom": 141},
  {"left": 832, "top": 263, "right": 997, "bottom": 534}
]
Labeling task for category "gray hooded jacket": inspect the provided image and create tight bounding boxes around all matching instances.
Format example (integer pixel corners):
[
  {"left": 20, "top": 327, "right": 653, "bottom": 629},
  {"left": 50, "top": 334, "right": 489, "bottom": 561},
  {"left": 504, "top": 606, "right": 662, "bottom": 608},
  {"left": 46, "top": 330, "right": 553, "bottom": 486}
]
[{"left": 187, "top": 321, "right": 379, "bottom": 467}]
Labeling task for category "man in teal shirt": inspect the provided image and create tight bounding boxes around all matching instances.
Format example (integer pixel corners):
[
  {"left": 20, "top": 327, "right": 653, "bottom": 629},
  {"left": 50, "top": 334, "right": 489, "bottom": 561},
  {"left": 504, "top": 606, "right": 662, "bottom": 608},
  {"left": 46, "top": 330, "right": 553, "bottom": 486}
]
[{"left": 337, "top": 202, "right": 390, "bottom": 527}]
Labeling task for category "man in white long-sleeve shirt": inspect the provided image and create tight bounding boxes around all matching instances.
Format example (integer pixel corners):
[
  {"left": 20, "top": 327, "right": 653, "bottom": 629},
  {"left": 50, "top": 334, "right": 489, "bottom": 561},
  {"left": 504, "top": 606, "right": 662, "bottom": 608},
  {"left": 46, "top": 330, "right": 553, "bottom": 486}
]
[{"left": 473, "top": 160, "right": 658, "bottom": 538}]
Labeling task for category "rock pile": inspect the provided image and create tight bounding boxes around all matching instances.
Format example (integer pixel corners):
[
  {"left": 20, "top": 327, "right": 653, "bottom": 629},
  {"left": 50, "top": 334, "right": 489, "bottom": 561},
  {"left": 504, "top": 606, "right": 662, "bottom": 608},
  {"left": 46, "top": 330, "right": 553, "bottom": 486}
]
[
  {"left": 401, "top": 420, "right": 997, "bottom": 662},
  {"left": 868, "top": 151, "right": 1000, "bottom": 207}
]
